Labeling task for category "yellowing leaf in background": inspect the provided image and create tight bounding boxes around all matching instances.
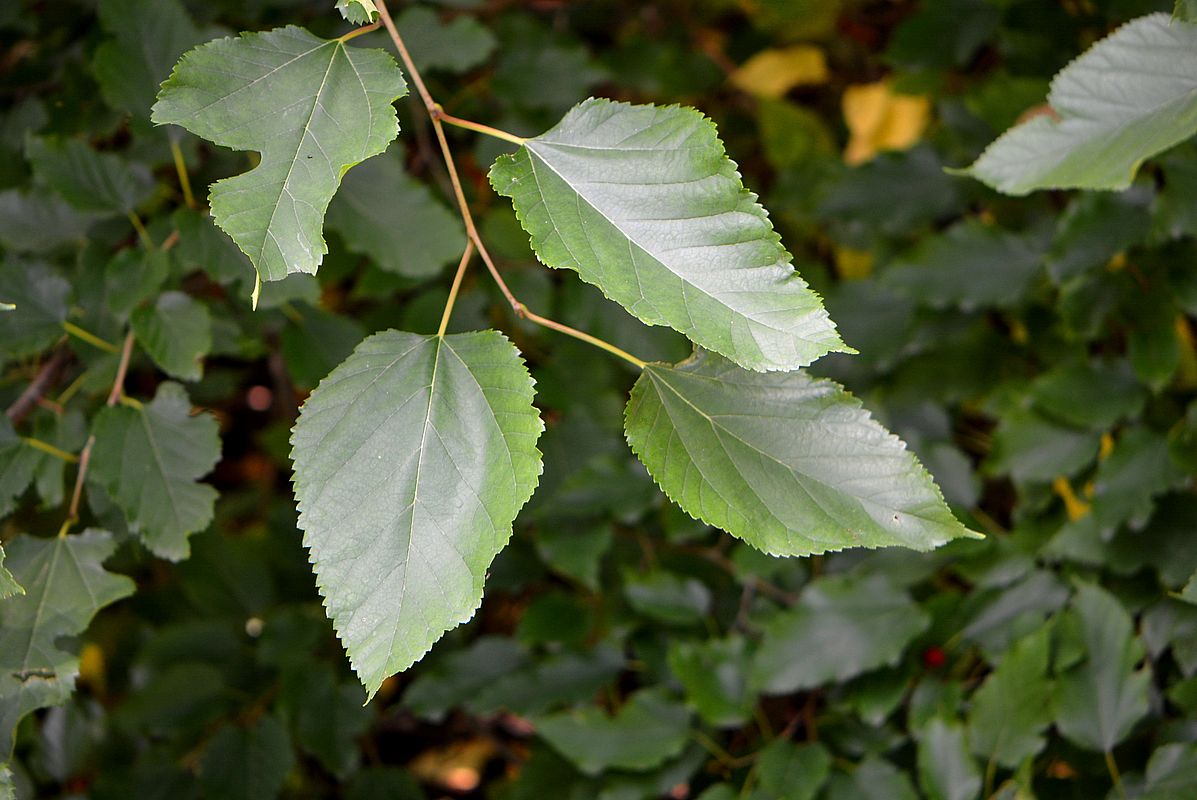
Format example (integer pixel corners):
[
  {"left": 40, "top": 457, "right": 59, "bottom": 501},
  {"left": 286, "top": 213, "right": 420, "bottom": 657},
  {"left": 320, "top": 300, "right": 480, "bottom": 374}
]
[
  {"left": 834, "top": 246, "right": 874, "bottom": 280},
  {"left": 731, "top": 46, "right": 829, "bottom": 98},
  {"left": 843, "top": 81, "right": 930, "bottom": 165}
]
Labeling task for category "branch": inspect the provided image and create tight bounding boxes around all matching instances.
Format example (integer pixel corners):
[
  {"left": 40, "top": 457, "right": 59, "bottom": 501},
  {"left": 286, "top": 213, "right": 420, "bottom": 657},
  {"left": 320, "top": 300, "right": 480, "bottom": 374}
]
[{"left": 6, "top": 346, "right": 70, "bottom": 425}]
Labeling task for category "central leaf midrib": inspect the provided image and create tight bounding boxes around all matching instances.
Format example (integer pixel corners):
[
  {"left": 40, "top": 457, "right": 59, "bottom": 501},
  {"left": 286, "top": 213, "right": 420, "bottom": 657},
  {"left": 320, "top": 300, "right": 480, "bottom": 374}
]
[
  {"left": 647, "top": 368, "right": 952, "bottom": 531},
  {"left": 257, "top": 41, "right": 341, "bottom": 275},
  {"left": 524, "top": 142, "right": 803, "bottom": 338}
]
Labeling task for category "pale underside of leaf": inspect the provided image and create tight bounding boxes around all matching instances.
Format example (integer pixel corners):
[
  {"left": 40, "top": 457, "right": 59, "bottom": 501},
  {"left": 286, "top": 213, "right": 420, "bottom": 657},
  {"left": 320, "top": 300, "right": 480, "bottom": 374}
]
[
  {"left": 491, "top": 98, "right": 848, "bottom": 372},
  {"left": 290, "top": 330, "right": 543, "bottom": 698},
  {"left": 151, "top": 26, "right": 407, "bottom": 283},
  {"left": 625, "top": 349, "right": 971, "bottom": 556},
  {"left": 960, "top": 13, "right": 1197, "bottom": 194}
]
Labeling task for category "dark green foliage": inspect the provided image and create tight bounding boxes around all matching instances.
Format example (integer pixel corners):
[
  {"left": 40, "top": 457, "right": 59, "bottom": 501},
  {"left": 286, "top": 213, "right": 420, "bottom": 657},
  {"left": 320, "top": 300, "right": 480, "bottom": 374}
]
[{"left": 1, "top": 1, "right": 1195, "bottom": 798}]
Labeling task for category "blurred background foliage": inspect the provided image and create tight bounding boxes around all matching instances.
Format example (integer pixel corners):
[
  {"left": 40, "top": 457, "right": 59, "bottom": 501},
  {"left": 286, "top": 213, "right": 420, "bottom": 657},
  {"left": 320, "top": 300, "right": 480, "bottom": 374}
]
[{"left": 3, "top": 0, "right": 1197, "bottom": 798}]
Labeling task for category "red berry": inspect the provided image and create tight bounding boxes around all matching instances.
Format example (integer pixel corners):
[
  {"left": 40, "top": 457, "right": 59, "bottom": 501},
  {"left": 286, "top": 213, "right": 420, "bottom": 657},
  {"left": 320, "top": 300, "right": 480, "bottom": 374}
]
[{"left": 923, "top": 646, "right": 947, "bottom": 670}]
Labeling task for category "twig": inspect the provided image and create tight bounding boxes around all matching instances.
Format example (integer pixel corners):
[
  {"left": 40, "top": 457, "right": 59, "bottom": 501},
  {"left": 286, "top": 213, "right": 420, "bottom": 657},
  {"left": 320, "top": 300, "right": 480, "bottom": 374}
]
[
  {"left": 374, "top": 0, "right": 649, "bottom": 368},
  {"left": 6, "top": 346, "right": 69, "bottom": 424},
  {"left": 64, "top": 330, "right": 136, "bottom": 535},
  {"left": 438, "top": 241, "right": 475, "bottom": 337}
]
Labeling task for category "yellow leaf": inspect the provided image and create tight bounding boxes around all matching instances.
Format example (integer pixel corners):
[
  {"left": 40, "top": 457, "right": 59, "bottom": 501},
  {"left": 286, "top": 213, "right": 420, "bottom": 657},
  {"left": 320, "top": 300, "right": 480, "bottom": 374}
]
[
  {"left": 1052, "top": 476, "right": 1090, "bottom": 522},
  {"left": 731, "top": 46, "right": 829, "bottom": 99},
  {"left": 834, "top": 246, "right": 873, "bottom": 280},
  {"left": 78, "top": 643, "right": 106, "bottom": 698},
  {"left": 842, "top": 81, "right": 930, "bottom": 165}
]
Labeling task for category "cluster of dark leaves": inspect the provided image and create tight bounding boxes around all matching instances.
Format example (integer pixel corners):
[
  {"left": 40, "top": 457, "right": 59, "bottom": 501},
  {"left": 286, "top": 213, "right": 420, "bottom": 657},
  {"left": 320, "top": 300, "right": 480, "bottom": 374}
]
[{"left": 2, "top": 0, "right": 1197, "bottom": 798}]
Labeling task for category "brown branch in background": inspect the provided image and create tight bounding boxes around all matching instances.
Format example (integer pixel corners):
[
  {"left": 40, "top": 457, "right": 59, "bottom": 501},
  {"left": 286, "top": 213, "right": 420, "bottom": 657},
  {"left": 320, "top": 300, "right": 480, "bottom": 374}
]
[{"left": 6, "top": 346, "right": 70, "bottom": 425}]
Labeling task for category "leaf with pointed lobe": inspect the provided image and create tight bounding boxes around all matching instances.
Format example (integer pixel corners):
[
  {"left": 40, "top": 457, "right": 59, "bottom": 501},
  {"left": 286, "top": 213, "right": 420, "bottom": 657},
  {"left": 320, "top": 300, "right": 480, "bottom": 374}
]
[
  {"left": 491, "top": 98, "right": 847, "bottom": 372},
  {"left": 90, "top": 382, "right": 221, "bottom": 561},
  {"left": 290, "top": 330, "right": 543, "bottom": 697},
  {"left": 152, "top": 26, "right": 408, "bottom": 284},
  {"left": 131, "top": 291, "right": 213, "bottom": 382},
  {"left": 26, "top": 136, "right": 153, "bottom": 215},
  {"left": 0, "top": 530, "right": 135, "bottom": 756}
]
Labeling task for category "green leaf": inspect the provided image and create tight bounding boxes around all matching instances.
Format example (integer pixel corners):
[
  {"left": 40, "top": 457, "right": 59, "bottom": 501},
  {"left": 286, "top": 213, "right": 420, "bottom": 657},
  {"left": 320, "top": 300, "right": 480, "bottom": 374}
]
[
  {"left": 326, "top": 146, "right": 466, "bottom": 278},
  {"left": 1177, "top": 0, "right": 1197, "bottom": 22},
  {"left": 152, "top": 26, "right": 408, "bottom": 284},
  {"left": 623, "top": 568, "right": 711, "bottom": 626},
  {"left": 0, "top": 545, "right": 21, "bottom": 599},
  {"left": 91, "top": 382, "right": 221, "bottom": 560},
  {"left": 26, "top": 136, "right": 153, "bottom": 215},
  {"left": 1054, "top": 582, "right": 1151, "bottom": 752},
  {"left": 1029, "top": 358, "right": 1145, "bottom": 430},
  {"left": 0, "top": 260, "right": 68, "bottom": 361},
  {"left": 131, "top": 291, "right": 213, "bottom": 382},
  {"left": 986, "top": 408, "right": 1100, "bottom": 485},
  {"left": 883, "top": 220, "right": 1045, "bottom": 311},
  {"left": 751, "top": 574, "right": 930, "bottom": 694},
  {"left": 490, "top": 98, "right": 848, "bottom": 372},
  {"left": 823, "top": 757, "right": 919, "bottom": 800},
  {"left": 93, "top": 0, "right": 206, "bottom": 123},
  {"left": 280, "top": 303, "right": 365, "bottom": 389},
  {"left": 533, "top": 688, "right": 690, "bottom": 775},
  {"left": 0, "top": 530, "right": 135, "bottom": 756},
  {"left": 0, "top": 416, "right": 39, "bottom": 518},
  {"left": 335, "top": 0, "right": 377, "bottom": 25},
  {"left": 1140, "top": 743, "right": 1197, "bottom": 799},
  {"left": 668, "top": 637, "right": 755, "bottom": 728},
  {"left": 751, "top": 740, "right": 831, "bottom": 800},
  {"left": 1045, "top": 190, "right": 1151, "bottom": 283},
  {"left": 917, "top": 718, "right": 981, "bottom": 800},
  {"left": 624, "top": 350, "right": 971, "bottom": 556},
  {"left": 395, "top": 6, "right": 497, "bottom": 74},
  {"left": 957, "top": 13, "right": 1197, "bottom": 194},
  {"left": 0, "top": 189, "right": 96, "bottom": 253},
  {"left": 967, "top": 624, "right": 1053, "bottom": 768},
  {"left": 199, "top": 715, "right": 295, "bottom": 800},
  {"left": 291, "top": 330, "right": 543, "bottom": 696}
]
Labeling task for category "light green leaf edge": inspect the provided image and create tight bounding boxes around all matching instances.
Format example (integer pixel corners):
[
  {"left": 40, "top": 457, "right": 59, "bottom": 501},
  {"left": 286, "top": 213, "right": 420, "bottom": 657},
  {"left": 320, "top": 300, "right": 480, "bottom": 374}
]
[
  {"left": 490, "top": 97, "right": 850, "bottom": 373},
  {"left": 290, "top": 330, "right": 544, "bottom": 698},
  {"left": 624, "top": 349, "right": 976, "bottom": 557},
  {"left": 955, "top": 13, "right": 1197, "bottom": 195}
]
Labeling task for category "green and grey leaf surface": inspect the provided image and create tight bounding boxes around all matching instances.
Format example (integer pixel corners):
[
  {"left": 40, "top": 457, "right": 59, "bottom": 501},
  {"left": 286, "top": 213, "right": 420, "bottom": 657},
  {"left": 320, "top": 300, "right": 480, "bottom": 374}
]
[
  {"left": 131, "top": 291, "right": 213, "bottom": 381},
  {"left": 751, "top": 574, "right": 930, "bottom": 694},
  {"left": 93, "top": 0, "right": 209, "bottom": 123},
  {"left": 26, "top": 137, "right": 153, "bottom": 215},
  {"left": 1054, "top": 582, "right": 1151, "bottom": 752},
  {"left": 491, "top": 98, "right": 847, "bottom": 372},
  {"left": 326, "top": 148, "right": 466, "bottom": 278},
  {"left": 958, "top": 13, "right": 1197, "bottom": 194},
  {"left": 533, "top": 688, "right": 690, "bottom": 775},
  {"left": 0, "top": 530, "right": 134, "bottom": 756},
  {"left": 290, "top": 330, "right": 543, "bottom": 696},
  {"left": 624, "top": 350, "right": 971, "bottom": 556},
  {"left": 152, "top": 26, "right": 408, "bottom": 285},
  {"left": 91, "top": 382, "right": 221, "bottom": 561},
  {"left": 967, "top": 624, "right": 1053, "bottom": 768}
]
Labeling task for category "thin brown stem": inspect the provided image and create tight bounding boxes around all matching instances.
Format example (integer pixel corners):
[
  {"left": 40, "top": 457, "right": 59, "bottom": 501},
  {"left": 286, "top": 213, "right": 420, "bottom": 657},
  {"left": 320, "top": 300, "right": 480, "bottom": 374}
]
[
  {"left": 517, "top": 305, "right": 647, "bottom": 369},
  {"left": 338, "top": 20, "right": 381, "bottom": 42},
  {"left": 375, "top": 0, "right": 646, "bottom": 368},
  {"left": 434, "top": 107, "right": 526, "bottom": 145},
  {"left": 438, "top": 241, "right": 475, "bottom": 337},
  {"left": 107, "top": 331, "right": 135, "bottom": 407},
  {"left": 64, "top": 329, "right": 136, "bottom": 535},
  {"left": 6, "top": 346, "right": 70, "bottom": 424}
]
